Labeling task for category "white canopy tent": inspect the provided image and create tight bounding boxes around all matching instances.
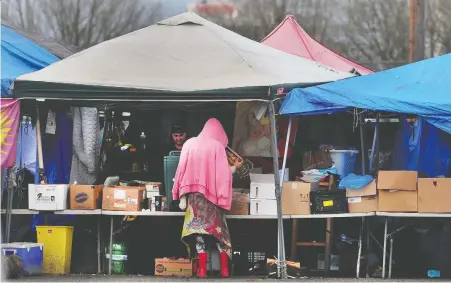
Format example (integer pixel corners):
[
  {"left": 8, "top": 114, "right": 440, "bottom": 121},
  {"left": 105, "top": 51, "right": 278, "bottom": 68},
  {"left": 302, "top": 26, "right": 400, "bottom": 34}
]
[
  {"left": 14, "top": 12, "right": 351, "bottom": 101},
  {"left": 14, "top": 13, "right": 353, "bottom": 278}
]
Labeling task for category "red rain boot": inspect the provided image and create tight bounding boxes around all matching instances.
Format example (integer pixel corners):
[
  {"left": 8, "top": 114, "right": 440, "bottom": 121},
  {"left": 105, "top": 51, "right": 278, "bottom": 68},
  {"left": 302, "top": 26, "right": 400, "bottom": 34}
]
[
  {"left": 197, "top": 253, "right": 207, "bottom": 278},
  {"left": 220, "top": 252, "right": 229, "bottom": 278}
]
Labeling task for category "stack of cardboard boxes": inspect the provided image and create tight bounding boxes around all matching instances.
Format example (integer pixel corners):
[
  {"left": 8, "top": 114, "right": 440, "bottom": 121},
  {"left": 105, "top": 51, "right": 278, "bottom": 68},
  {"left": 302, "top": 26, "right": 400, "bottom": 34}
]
[{"left": 345, "top": 171, "right": 451, "bottom": 213}]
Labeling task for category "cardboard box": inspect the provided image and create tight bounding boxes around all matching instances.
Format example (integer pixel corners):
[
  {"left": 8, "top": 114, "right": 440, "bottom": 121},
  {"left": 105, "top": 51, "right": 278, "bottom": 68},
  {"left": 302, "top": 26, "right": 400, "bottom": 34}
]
[
  {"left": 418, "top": 178, "right": 451, "bottom": 213},
  {"left": 348, "top": 195, "right": 378, "bottom": 213},
  {"left": 102, "top": 186, "right": 144, "bottom": 211},
  {"left": 70, "top": 185, "right": 103, "bottom": 209},
  {"left": 250, "top": 172, "right": 288, "bottom": 200},
  {"left": 377, "top": 171, "right": 418, "bottom": 212},
  {"left": 250, "top": 199, "right": 277, "bottom": 215},
  {"left": 378, "top": 171, "right": 417, "bottom": 190},
  {"left": 378, "top": 190, "right": 417, "bottom": 212},
  {"left": 282, "top": 181, "right": 319, "bottom": 215},
  {"left": 28, "top": 184, "right": 69, "bottom": 211},
  {"left": 346, "top": 181, "right": 378, "bottom": 213},
  {"left": 230, "top": 189, "right": 249, "bottom": 215},
  {"left": 154, "top": 258, "right": 192, "bottom": 277}
]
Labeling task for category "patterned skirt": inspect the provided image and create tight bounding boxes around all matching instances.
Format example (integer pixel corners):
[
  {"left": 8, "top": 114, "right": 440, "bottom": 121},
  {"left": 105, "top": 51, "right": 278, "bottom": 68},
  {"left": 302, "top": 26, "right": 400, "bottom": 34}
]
[{"left": 181, "top": 193, "right": 232, "bottom": 258}]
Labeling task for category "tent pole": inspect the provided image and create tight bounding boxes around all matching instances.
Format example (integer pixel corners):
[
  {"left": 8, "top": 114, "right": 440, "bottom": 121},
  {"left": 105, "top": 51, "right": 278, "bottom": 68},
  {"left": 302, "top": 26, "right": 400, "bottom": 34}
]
[
  {"left": 268, "top": 100, "right": 286, "bottom": 279},
  {"left": 35, "top": 105, "right": 46, "bottom": 184},
  {"left": 375, "top": 113, "right": 380, "bottom": 174},
  {"left": 280, "top": 117, "right": 292, "bottom": 182},
  {"left": 359, "top": 113, "right": 366, "bottom": 174}
]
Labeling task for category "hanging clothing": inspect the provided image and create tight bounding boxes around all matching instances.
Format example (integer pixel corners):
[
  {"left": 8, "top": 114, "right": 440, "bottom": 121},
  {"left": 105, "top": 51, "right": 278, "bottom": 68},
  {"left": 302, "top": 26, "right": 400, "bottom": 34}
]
[
  {"left": 172, "top": 118, "right": 232, "bottom": 210},
  {"left": 182, "top": 193, "right": 232, "bottom": 258},
  {"left": 70, "top": 107, "right": 100, "bottom": 185}
]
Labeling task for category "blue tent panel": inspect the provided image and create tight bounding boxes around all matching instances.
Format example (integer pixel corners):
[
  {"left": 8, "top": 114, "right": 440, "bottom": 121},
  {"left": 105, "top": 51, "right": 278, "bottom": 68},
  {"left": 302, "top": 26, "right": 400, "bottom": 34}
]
[
  {"left": 280, "top": 54, "right": 451, "bottom": 134},
  {"left": 1, "top": 26, "right": 59, "bottom": 97}
]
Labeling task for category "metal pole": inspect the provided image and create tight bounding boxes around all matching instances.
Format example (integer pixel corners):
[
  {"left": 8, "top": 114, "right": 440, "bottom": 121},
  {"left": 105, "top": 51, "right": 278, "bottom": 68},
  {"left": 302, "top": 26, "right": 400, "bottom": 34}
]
[
  {"left": 375, "top": 114, "right": 380, "bottom": 175},
  {"left": 359, "top": 113, "right": 366, "bottom": 174},
  {"left": 356, "top": 217, "right": 364, "bottom": 278},
  {"left": 35, "top": 106, "right": 46, "bottom": 184},
  {"left": 280, "top": 117, "right": 292, "bottom": 183},
  {"left": 268, "top": 100, "right": 286, "bottom": 279},
  {"left": 109, "top": 216, "right": 113, "bottom": 275},
  {"left": 97, "top": 217, "right": 101, "bottom": 274},
  {"left": 382, "top": 217, "right": 388, "bottom": 279},
  {"left": 389, "top": 238, "right": 394, "bottom": 278},
  {"left": 366, "top": 218, "right": 370, "bottom": 278},
  {"left": 5, "top": 168, "right": 12, "bottom": 243}
]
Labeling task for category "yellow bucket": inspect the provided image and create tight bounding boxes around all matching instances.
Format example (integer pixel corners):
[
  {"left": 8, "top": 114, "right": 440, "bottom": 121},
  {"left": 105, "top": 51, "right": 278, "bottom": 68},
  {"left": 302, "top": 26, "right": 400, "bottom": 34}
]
[{"left": 36, "top": 226, "right": 74, "bottom": 274}]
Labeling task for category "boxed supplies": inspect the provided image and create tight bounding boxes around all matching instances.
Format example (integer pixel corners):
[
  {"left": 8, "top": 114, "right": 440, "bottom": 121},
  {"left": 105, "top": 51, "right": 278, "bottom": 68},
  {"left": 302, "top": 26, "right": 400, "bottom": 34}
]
[
  {"left": 102, "top": 186, "right": 145, "bottom": 211},
  {"left": 250, "top": 199, "right": 277, "bottom": 215},
  {"left": 418, "top": 178, "right": 451, "bottom": 213},
  {"left": 311, "top": 190, "right": 348, "bottom": 214},
  {"left": 282, "top": 181, "right": 320, "bottom": 215},
  {"left": 154, "top": 258, "right": 192, "bottom": 277},
  {"left": 346, "top": 180, "right": 378, "bottom": 213},
  {"left": 70, "top": 185, "right": 103, "bottom": 209},
  {"left": 250, "top": 172, "right": 288, "bottom": 199},
  {"left": 230, "top": 189, "right": 250, "bottom": 215},
  {"left": 2, "top": 243, "right": 43, "bottom": 276},
  {"left": 28, "top": 184, "right": 69, "bottom": 211},
  {"left": 377, "top": 171, "right": 418, "bottom": 212}
]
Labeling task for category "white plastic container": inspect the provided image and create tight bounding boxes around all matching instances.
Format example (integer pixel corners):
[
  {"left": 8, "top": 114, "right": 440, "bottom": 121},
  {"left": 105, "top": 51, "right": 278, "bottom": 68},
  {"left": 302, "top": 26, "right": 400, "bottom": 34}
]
[
  {"left": 28, "top": 184, "right": 69, "bottom": 211},
  {"left": 329, "top": 150, "right": 359, "bottom": 178}
]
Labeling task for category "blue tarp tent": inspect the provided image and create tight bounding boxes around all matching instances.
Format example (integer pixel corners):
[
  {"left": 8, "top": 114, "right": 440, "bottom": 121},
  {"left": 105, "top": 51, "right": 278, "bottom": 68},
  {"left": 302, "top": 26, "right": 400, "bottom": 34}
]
[
  {"left": 280, "top": 54, "right": 451, "bottom": 134},
  {"left": 1, "top": 22, "right": 78, "bottom": 97}
]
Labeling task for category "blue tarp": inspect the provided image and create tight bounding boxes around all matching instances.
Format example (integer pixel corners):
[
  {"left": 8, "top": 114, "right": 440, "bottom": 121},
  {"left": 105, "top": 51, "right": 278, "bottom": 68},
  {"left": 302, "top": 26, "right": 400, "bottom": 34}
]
[
  {"left": 280, "top": 54, "right": 451, "bottom": 134},
  {"left": 1, "top": 25, "right": 59, "bottom": 97}
]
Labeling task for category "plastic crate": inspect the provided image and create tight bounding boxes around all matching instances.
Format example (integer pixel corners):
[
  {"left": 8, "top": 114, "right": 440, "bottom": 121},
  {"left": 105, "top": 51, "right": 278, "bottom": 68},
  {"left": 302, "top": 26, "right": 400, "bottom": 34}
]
[
  {"left": 36, "top": 226, "right": 74, "bottom": 274},
  {"left": 2, "top": 242, "right": 43, "bottom": 276}
]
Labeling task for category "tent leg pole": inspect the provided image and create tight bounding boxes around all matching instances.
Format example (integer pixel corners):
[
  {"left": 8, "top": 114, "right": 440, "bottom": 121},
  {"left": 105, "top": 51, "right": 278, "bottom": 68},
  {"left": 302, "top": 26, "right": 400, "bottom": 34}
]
[
  {"left": 375, "top": 113, "right": 380, "bottom": 174},
  {"left": 268, "top": 100, "right": 286, "bottom": 279},
  {"left": 359, "top": 113, "right": 366, "bottom": 174},
  {"left": 35, "top": 106, "right": 46, "bottom": 184}
]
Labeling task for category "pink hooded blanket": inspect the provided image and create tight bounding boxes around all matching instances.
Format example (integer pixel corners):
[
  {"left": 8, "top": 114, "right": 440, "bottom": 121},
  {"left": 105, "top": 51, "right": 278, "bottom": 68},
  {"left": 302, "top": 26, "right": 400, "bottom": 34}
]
[{"left": 172, "top": 118, "right": 232, "bottom": 210}]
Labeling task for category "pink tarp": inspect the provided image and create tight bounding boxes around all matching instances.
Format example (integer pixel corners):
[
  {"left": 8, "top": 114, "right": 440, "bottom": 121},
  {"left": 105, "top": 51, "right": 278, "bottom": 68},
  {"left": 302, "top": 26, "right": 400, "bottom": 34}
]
[{"left": 262, "top": 15, "right": 373, "bottom": 75}]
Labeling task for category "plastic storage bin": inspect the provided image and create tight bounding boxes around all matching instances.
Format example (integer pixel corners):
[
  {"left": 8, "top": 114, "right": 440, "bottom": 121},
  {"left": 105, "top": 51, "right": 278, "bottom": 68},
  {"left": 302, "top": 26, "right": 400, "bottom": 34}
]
[
  {"left": 36, "top": 226, "right": 74, "bottom": 274},
  {"left": 329, "top": 149, "right": 359, "bottom": 178},
  {"left": 2, "top": 242, "right": 43, "bottom": 276},
  {"left": 164, "top": 151, "right": 181, "bottom": 209}
]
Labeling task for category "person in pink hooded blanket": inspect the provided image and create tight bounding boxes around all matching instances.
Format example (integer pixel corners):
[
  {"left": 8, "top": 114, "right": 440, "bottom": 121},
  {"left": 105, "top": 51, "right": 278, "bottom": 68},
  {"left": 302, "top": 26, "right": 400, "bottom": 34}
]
[{"left": 172, "top": 118, "right": 243, "bottom": 278}]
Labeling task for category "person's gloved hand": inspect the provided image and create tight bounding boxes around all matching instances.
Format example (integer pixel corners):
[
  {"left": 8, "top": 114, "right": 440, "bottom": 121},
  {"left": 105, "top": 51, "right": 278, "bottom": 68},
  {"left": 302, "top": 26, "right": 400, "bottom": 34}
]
[{"left": 179, "top": 195, "right": 187, "bottom": 211}]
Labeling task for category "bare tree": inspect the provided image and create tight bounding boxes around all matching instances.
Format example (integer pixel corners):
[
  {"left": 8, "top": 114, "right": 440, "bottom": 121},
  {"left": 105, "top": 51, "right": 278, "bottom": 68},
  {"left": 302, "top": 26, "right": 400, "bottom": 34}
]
[
  {"left": 426, "top": 0, "right": 451, "bottom": 56},
  {"left": 2, "top": 0, "right": 162, "bottom": 49},
  {"left": 199, "top": 0, "right": 338, "bottom": 44},
  {"left": 336, "top": 0, "right": 451, "bottom": 71},
  {"left": 334, "top": 0, "right": 410, "bottom": 71}
]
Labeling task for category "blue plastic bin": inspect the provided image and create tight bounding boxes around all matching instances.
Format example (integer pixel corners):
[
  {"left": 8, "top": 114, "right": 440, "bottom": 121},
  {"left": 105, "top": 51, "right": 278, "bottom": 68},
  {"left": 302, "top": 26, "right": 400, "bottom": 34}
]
[{"left": 2, "top": 242, "right": 43, "bottom": 276}]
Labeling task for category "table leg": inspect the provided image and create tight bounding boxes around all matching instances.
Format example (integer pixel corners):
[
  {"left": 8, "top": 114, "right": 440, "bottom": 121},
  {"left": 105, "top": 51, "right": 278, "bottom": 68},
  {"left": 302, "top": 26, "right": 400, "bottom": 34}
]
[
  {"left": 109, "top": 215, "right": 113, "bottom": 275},
  {"left": 290, "top": 219, "right": 298, "bottom": 260},
  {"left": 324, "top": 218, "right": 333, "bottom": 275},
  {"left": 97, "top": 216, "right": 101, "bottom": 274},
  {"left": 356, "top": 217, "right": 364, "bottom": 279},
  {"left": 382, "top": 217, "right": 388, "bottom": 279},
  {"left": 366, "top": 217, "right": 370, "bottom": 278},
  {"left": 388, "top": 237, "right": 393, "bottom": 278}
]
